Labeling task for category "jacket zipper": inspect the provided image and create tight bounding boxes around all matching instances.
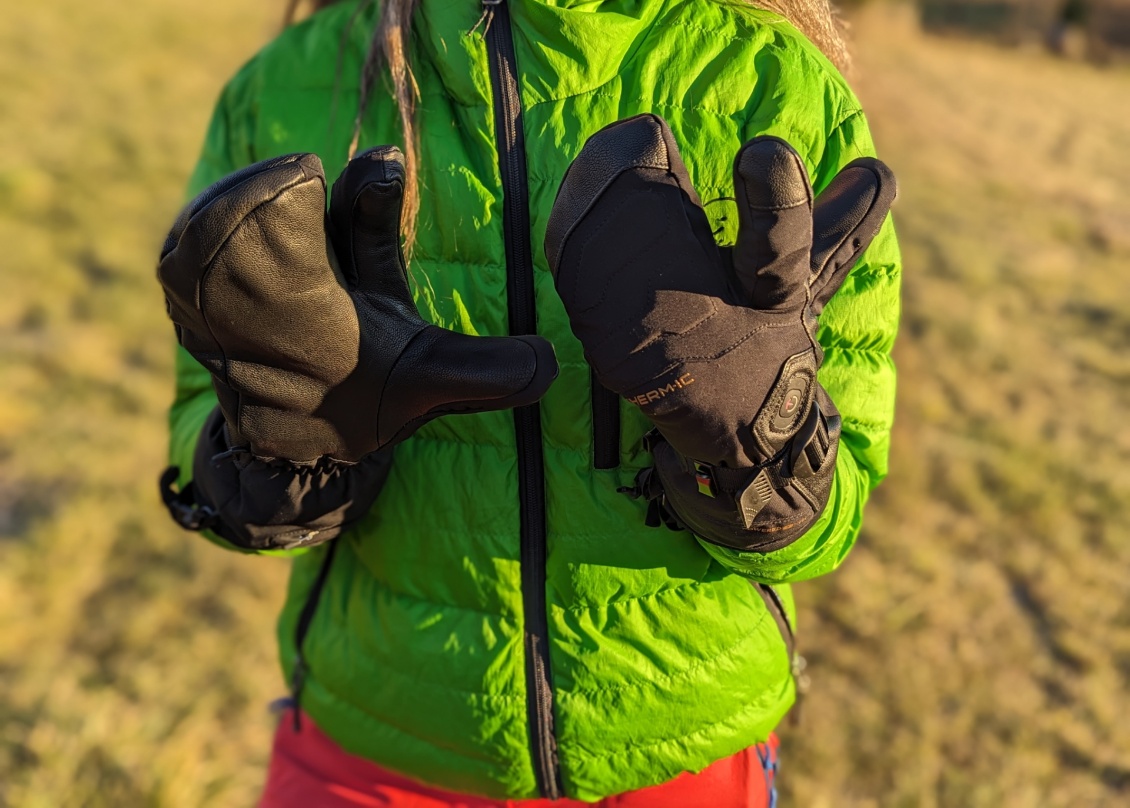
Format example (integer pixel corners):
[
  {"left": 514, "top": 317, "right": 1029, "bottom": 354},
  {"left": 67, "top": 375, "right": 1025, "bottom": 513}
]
[
  {"left": 591, "top": 372, "right": 621, "bottom": 470},
  {"left": 288, "top": 539, "right": 341, "bottom": 731},
  {"left": 484, "top": 1, "right": 563, "bottom": 798}
]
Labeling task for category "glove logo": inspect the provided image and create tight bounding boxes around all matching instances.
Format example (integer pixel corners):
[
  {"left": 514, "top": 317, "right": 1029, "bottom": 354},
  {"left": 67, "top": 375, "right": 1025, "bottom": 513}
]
[{"left": 626, "top": 373, "right": 696, "bottom": 407}]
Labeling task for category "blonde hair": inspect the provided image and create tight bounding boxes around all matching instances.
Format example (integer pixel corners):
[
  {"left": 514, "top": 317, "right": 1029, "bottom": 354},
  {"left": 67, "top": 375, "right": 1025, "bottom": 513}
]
[{"left": 285, "top": 0, "right": 851, "bottom": 254}]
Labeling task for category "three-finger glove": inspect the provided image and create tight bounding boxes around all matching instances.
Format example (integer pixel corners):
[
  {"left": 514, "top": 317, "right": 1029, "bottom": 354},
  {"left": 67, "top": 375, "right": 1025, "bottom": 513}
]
[
  {"left": 545, "top": 114, "right": 895, "bottom": 551},
  {"left": 160, "top": 147, "right": 558, "bottom": 464},
  {"left": 158, "top": 147, "right": 558, "bottom": 549}
]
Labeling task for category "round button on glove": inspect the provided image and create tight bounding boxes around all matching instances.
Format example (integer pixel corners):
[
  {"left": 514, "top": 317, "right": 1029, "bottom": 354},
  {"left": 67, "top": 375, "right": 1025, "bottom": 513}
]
[
  {"left": 545, "top": 114, "right": 896, "bottom": 551},
  {"left": 159, "top": 147, "right": 559, "bottom": 465}
]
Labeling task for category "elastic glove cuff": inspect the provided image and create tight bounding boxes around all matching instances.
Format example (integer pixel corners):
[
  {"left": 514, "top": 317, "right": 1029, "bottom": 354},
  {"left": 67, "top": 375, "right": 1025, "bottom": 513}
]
[{"left": 160, "top": 407, "right": 393, "bottom": 551}]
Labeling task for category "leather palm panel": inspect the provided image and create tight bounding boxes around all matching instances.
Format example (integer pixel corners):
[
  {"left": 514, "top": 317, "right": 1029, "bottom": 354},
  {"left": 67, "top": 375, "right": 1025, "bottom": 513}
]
[{"left": 160, "top": 148, "right": 558, "bottom": 463}]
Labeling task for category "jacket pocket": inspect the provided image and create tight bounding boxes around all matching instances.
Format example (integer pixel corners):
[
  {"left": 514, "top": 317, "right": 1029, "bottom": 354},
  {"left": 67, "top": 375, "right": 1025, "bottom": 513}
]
[{"left": 591, "top": 371, "right": 620, "bottom": 470}]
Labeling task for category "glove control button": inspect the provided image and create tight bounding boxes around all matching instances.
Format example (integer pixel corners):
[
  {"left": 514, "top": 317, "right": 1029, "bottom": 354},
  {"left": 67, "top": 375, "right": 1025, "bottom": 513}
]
[{"left": 772, "top": 377, "right": 809, "bottom": 431}]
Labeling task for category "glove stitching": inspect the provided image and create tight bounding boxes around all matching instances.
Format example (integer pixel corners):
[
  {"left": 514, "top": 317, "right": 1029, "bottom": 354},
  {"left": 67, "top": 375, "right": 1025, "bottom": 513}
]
[
  {"left": 569, "top": 185, "right": 673, "bottom": 316},
  {"left": 743, "top": 200, "right": 811, "bottom": 213},
  {"left": 371, "top": 322, "right": 431, "bottom": 453},
  {"left": 591, "top": 294, "right": 721, "bottom": 382},
  {"left": 601, "top": 319, "right": 798, "bottom": 396},
  {"left": 194, "top": 178, "right": 324, "bottom": 454}
]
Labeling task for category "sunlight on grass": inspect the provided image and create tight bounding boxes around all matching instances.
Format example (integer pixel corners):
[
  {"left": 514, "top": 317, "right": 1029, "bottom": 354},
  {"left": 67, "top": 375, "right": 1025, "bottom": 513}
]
[
  {"left": 0, "top": 2, "right": 291, "bottom": 805},
  {"left": 780, "top": 7, "right": 1130, "bottom": 807}
]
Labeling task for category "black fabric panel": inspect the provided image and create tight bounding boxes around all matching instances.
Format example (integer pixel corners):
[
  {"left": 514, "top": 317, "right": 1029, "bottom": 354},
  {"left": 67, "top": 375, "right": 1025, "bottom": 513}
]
[{"left": 188, "top": 407, "right": 393, "bottom": 551}]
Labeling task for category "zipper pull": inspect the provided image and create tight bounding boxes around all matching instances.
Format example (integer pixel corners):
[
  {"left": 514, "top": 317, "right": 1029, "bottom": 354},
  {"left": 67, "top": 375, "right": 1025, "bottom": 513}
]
[{"left": 468, "top": 0, "right": 502, "bottom": 39}]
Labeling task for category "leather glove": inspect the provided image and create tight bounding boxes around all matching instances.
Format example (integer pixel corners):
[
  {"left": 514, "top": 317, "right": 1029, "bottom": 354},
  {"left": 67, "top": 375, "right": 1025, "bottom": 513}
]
[
  {"left": 544, "top": 114, "right": 896, "bottom": 551},
  {"left": 159, "top": 146, "right": 559, "bottom": 465}
]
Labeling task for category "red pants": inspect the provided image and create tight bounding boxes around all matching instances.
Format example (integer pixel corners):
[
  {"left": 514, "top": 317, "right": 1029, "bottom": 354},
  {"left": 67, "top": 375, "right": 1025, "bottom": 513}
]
[{"left": 259, "top": 710, "right": 779, "bottom": 808}]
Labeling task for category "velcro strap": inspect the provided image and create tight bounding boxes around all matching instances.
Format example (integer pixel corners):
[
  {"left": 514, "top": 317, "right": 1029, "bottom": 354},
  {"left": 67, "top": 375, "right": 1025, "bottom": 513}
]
[
  {"left": 159, "top": 466, "right": 218, "bottom": 532},
  {"left": 667, "top": 401, "right": 836, "bottom": 527},
  {"left": 788, "top": 401, "right": 836, "bottom": 479}
]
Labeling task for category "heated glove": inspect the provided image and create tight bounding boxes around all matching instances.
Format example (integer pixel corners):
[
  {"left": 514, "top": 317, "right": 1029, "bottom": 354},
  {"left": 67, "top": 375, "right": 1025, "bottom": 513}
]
[
  {"left": 545, "top": 114, "right": 896, "bottom": 551},
  {"left": 158, "top": 147, "right": 558, "bottom": 549},
  {"left": 159, "top": 147, "right": 558, "bottom": 464}
]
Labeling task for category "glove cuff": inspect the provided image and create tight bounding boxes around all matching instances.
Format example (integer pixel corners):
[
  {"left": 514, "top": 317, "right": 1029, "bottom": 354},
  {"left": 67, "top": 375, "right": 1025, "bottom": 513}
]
[
  {"left": 159, "top": 407, "right": 393, "bottom": 551},
  {"left": 644, "top": 396, "right": 840, "bottom": 552}
]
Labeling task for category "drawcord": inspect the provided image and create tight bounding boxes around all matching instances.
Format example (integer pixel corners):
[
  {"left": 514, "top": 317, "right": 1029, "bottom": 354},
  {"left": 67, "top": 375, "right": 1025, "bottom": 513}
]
[
  {"left": 468, "top": 0, "right": 502, "bottom": 39},
  {"left": 615, "top": 430, "right": 683, "bottom": 531},
  {"left": 159, "top": 466, "right": 218, "bottom": 532},
  {"left": 617, "top": 474, "right": 684, "bottom": 532},
  {"left": 285, "top": 538, "right": 341, "bottom": 732}
]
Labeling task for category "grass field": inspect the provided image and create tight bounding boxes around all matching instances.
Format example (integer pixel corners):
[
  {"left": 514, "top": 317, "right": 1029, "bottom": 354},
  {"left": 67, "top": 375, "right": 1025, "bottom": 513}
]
[{"left": 1, "top": 2, "right": 1128, "bottom": 806}]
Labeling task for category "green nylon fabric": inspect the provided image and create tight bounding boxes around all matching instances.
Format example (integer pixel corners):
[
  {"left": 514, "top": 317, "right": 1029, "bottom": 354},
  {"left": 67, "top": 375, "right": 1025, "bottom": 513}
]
[{"left": 167, "top": 0, "right": 901, "bottom": 799}]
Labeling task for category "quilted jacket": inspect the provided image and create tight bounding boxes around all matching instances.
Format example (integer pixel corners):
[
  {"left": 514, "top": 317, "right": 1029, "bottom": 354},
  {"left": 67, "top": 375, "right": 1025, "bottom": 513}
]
[{"left": 168, "top": 0, "right": 901, "bottom": 799}]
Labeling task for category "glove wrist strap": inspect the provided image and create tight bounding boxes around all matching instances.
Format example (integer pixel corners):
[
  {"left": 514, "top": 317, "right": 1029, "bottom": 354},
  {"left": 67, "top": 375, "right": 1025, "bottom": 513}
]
[
  {"left": 159, "top": 466, "right": 219, "bottom": 532},
  {"left": 666, "top": 399, "right": 836, "bottom": 530}
]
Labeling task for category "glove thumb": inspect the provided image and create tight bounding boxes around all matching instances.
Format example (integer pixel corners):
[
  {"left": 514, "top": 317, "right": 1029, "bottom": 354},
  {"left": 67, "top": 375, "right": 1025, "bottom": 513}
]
[{"left": 809, "top": 157, "right": 898, "bottom": 314}]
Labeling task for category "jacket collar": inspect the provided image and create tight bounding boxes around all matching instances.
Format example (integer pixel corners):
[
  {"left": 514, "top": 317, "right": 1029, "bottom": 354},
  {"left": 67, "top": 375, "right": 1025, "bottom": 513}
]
[{"left": 413, "top": 0, "right": 671, "bottom": 108}]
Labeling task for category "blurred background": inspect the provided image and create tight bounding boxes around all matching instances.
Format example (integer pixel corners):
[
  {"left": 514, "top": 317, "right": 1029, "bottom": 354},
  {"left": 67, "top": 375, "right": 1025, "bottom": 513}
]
[{"left": 1, "top": 0, "right": 1128, "bottom": 805}]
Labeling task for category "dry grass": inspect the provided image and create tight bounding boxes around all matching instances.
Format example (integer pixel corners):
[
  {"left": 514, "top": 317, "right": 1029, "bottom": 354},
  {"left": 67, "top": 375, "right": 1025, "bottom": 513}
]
[
  {"left": 0, "top": 2, "right": 1127, "bottom": 806},
  {"left": 0, "top": 3, "right": 290, "bottom": 806},
  {"left": 779, "top": 6, "right": 1130, "bottom": 807}
]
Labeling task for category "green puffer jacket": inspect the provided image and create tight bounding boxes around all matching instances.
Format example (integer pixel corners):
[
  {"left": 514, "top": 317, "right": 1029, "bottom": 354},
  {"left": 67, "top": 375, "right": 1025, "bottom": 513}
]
[{"left": 168, "top": 0, "right": 901, "bottom": 800}]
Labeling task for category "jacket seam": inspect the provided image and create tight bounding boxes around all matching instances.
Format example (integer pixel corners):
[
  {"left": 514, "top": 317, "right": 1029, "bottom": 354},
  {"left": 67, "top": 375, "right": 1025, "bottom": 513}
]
[
  {"left": 309, "top": 680, "right": 511, "bottom": 766},
  {"left": 557, "top": 608, "right": 771, "bottom": 698},
  {"left": 357, "top": 565, "right": 729, "bottom": 620},
  {"left": 557, "top": 574, "right": 729, "bottom": 615},
  {"left": 822, "top": 345, "right": 897, "bottom": 356},
  {"left": 563, "top": 678, "right": 787, "bottom": 764},
  {"left": 352, "top": 576, "right": 516, "bottom": 621},
  {"left": 841, "top": 415, "right": 891, "bottom": 431},
  {"left": 524, "top": 89, "right": 753, "bottom": 124},
  {"left": 321, "top": 645, "right": 527, "bottom": 702},
  {"left": 408, "top": 255, "right": 506, "bottom": 271},
  {"left": 397, "top": 433, "right": 511, "bottom": 449},
  {"left": 835, "top": 261, "right": 899, "bottom": 280}
]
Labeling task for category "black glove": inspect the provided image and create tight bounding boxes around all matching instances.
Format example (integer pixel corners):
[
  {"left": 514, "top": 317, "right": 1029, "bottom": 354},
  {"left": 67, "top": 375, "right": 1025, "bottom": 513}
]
[
  {"left": 159, "top": 147, "right": 558, "bottom": 464},
  {"left": 159, "top": 407, "right": 395, "bottom": 550},
  {"left": 158, "top": 147, "right": 558, "bottom": 550},
  {"left": 545, "top": 114, "right": 895, "bottom": 551}
]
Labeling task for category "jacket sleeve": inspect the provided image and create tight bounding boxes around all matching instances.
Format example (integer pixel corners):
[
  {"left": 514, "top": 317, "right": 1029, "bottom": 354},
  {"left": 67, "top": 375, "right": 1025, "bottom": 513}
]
[
  {"left": 697, "top": 109, "right": 901, "bottom": 583},
  {"left": 164, "top": 69, "right": 392, "bottom": 555}
]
